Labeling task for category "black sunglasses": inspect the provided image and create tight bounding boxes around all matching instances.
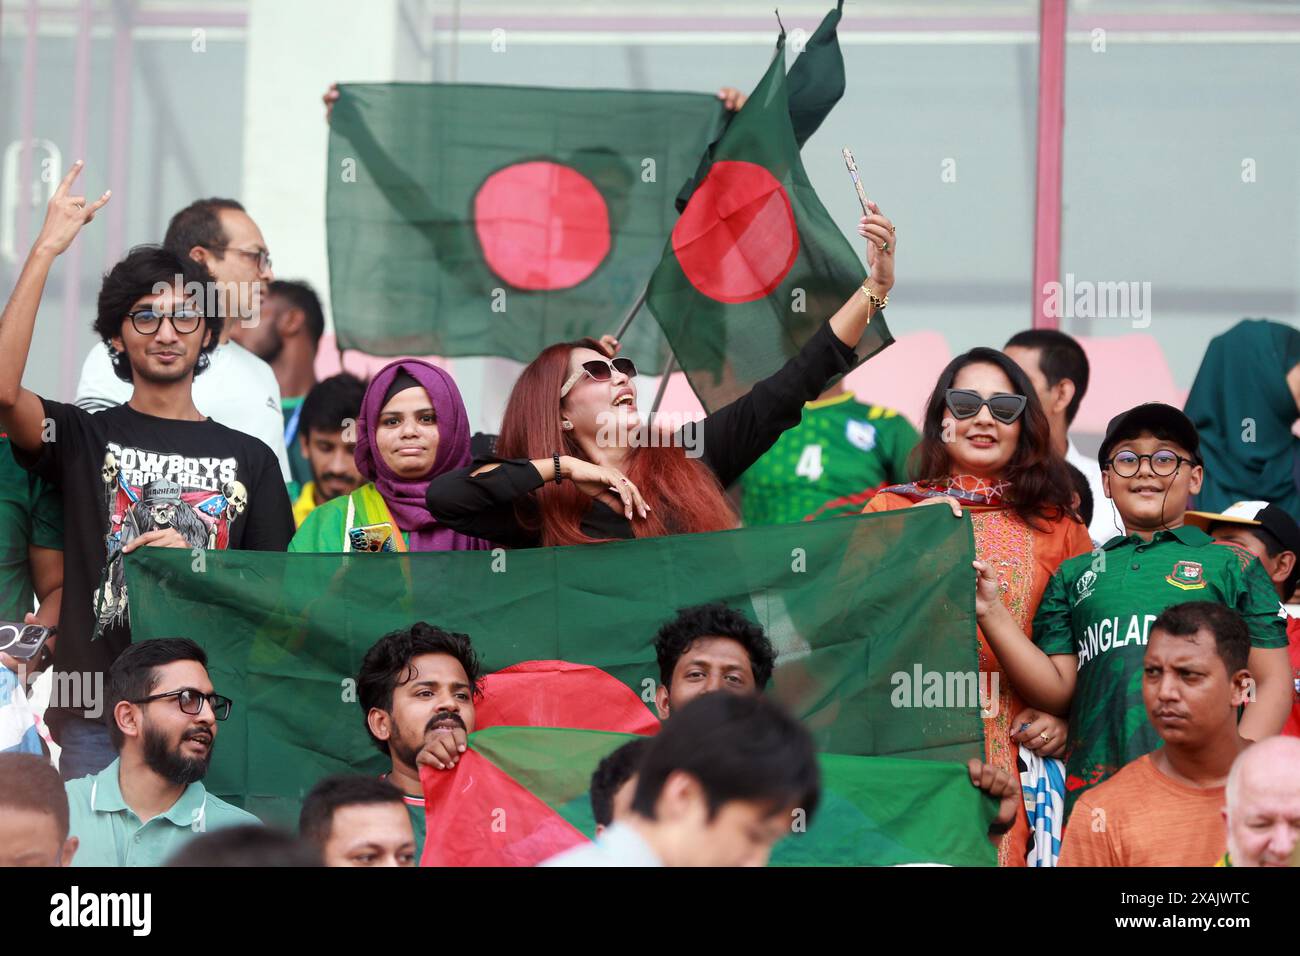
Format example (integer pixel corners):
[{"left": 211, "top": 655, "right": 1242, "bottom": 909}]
[
  {"left": 130, "top": 687, "right": 233, "bottom": 721},
  {"left": 945, "top": 388, "right": 1028, "bottom": 425},
  {"left": 560, "top": 357, "right": 638, "bottom": 398}
]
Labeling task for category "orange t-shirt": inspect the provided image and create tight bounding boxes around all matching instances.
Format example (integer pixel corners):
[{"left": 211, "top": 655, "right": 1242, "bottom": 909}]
[{"left": 1059, "top": 754, "right": 1228, "bottom": 866}]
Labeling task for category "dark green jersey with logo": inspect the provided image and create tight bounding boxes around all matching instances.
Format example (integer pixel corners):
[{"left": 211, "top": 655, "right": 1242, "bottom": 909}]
[
  {"left": 1032, "top": 525, "right": 1287, "bottom": 810},
  {"left": 738, "top": 392, "right": 917, "bottom": 525}
]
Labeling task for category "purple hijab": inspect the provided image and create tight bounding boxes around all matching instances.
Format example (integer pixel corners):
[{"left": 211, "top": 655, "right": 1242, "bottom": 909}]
[{"left": 354, "top": 359, "right": 489, "bottom": 552}]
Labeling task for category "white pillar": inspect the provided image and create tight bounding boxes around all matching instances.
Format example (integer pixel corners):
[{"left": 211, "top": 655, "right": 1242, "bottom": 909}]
[{"left": 241, "top": 0, "right": 413, "bottom": 323}]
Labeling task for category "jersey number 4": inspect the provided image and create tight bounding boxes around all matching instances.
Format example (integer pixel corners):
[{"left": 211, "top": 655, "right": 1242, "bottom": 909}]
[{"left": 795, "top": 445, "right": 824, "bottom": 482}]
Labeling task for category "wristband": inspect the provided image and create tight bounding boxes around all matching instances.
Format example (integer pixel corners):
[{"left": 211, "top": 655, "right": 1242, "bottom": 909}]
[{"left": 553, "top": 453, "right": 562, "bottom": 484}]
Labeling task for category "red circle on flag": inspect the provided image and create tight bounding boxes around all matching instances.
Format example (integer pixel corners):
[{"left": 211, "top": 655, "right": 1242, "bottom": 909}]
[
  {"left": 671, "top": 160, "right": 798, "bottom": 303},
  {"left": 473, "top": 161, "right": 611, "bottom": 290}
]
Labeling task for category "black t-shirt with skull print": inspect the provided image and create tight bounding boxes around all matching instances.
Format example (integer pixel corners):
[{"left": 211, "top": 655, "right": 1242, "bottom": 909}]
[{"left": 16, "top": 398, "right": 293, "bottom": 736}]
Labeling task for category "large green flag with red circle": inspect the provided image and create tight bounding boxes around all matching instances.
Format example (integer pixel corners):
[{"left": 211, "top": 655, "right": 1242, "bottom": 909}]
[
  {"left": 647, "top": 19, "right": 893, "bottom": 414},
  {"left": 125, "top": 508, "right": 987, "bottom": 862},
  {"left": 325, "top": 82, "right": 724, "bottom": 364}
]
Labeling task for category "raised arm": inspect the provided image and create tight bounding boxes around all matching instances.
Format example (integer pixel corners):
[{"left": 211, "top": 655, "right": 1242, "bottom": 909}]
[
  {"left": 693, "top": 205, "right": 896, "bottom": 487},
  {"left": 0, "top": 161, "right": 110, "bottom": 451},
  {"left": 829, "top": 202, "right": 894, "bottom": 350}
]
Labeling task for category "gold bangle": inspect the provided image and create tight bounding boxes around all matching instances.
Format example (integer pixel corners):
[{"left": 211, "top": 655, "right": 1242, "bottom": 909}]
[{"left": 859, "top": 281, "right": 888, "bottom": 313}]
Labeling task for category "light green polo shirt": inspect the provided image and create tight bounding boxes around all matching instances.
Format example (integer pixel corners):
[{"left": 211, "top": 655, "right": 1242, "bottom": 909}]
[
  {"left": 65, "top": 758, "right": 261, "bottom": 866},
  {"left": 1032, "top": 524, "right": 1287, "bottom": 812}
]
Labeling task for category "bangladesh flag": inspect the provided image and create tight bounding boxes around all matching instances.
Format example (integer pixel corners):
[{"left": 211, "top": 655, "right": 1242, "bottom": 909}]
[
  {"left": 125, "top": 509, "right": 985, "bottom": 859},
  {"left": 326, "top": 83, "right": 724, "bottom": 363},
  {"left": 421, "top": 727, "right": 996, "bottom": 867},
  {"left": 646, "top": 18, "right": 892, "bottom": 414}
]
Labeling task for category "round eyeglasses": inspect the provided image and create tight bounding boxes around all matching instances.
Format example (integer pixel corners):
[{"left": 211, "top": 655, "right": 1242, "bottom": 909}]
[{"left": 1104, "top": 450, "right": 1194, "bottom": 478}]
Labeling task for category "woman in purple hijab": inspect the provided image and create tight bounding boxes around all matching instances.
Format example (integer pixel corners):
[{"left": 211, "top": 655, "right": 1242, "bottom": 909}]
[{"left": 289, "top": 360, "right": 490, "bottom": 552}]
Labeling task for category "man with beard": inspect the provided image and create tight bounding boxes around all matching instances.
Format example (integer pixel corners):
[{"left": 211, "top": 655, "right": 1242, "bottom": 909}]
[
  {"left": 0, "top": 167, "right": 293, "bottom": 781},
  {"left": 356, "top": 622, "right": 481, "bottom": 860},
  {"left": 64, "top": 638, "right": 259, "bottom": 866}
]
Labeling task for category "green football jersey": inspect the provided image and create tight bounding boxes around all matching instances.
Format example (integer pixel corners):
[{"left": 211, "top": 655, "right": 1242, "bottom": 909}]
[
  {"left": 739, "top": 392, "right": 917, "bottom": 526},
  {"left": 1032, "top": 525, "right": 1287, "bottom": 811}
]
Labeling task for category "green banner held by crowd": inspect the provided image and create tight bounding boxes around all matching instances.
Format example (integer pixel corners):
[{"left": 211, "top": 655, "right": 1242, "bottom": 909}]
[{"left": 126, "top": 509, "right": 987, "bottom": 862}]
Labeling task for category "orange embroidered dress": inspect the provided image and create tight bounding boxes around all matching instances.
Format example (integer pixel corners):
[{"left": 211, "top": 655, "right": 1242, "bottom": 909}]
[{"left": 864, "top": 475, "right": 1091, "bottom": 866}]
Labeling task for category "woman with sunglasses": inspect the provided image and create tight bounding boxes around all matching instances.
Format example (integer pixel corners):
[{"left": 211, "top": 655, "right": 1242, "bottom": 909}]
[
  {"left": 863, "top": 347, "right": 1090, "bottom": 866},
  {"left": 426, "top": 207, "right": 897, "bottom": 547},
  {"left": 290, "top": 359, "right": 489, "bottom": 553}
]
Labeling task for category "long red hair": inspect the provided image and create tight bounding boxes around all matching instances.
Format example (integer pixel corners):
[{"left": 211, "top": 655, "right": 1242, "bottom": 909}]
[{"left": 496, "top": 338, "right": 737, "bottom": 547}]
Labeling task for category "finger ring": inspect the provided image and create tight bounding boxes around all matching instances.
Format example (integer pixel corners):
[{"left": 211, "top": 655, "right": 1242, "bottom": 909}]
[
  {"left": 889, "top": 224, "right": 896, "bottom": 235},
  {"left": 1039, "top": 732, "right": 1051, "bottom": 742},
  {"left": 880, "top": 241, "right": 890, "bottom": 253}
]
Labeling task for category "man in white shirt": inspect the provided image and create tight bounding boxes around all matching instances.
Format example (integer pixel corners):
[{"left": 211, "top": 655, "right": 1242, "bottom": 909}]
[
  {"left": 75, "top": 198, "right": 290, "bottom": 482},
  {"left": 1004, "top": 329, "right": 1114, "bottom": 544}
]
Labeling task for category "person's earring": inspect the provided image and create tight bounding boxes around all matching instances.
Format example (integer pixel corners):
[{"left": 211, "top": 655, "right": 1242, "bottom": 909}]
[{"left": 561, "top": 420, "right": 574, "bottom": 431}]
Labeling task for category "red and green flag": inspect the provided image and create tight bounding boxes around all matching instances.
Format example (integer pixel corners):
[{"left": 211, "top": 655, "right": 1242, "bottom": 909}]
[
  {"left": 647, "top": 10, "right": 892, "bottom": 413},
  {"left": 126, "top": 508, "right": 987, "bottom": 861},
  {"left": 325, "top": 82, "right": 724, "bottom": 363},
  {"left": 421, "top": 727, "right": 997, "bottom": 867}
]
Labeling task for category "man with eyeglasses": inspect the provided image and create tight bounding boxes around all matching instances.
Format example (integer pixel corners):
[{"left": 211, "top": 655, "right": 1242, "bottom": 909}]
[
  {"left": 64, "top": 638, "right": 259, "bottom": 866},
  {"left": 976, "top": 402, "right": 1290, "bottom": 812},
  {"left": 0, "top": 164, "right": 294, "bottom": 783},
  {"left": 74, "top": 196, "right": 292, "bottom": 483}
]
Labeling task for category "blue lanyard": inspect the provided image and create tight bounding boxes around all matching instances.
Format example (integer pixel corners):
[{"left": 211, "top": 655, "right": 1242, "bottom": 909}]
[{"left": 284, "top": 402, "right": 304, "bottom": 446}]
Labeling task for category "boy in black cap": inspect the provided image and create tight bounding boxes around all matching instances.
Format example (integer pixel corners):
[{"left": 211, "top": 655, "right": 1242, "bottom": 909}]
[
  {"left": 1185, "top": 500, "right": 1300, "bottom": 736},
  {"left": 972, "top": 403, "right": 1291, "bottom": 811}
]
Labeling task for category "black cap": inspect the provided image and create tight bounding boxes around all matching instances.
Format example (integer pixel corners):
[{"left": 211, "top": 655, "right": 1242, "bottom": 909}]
[
  {"left": 1098, "top": 403, "right": 1201, "bottom": 468},
  {"left": 1185, "top": 501, "right": 1300, "bottom": 556}
]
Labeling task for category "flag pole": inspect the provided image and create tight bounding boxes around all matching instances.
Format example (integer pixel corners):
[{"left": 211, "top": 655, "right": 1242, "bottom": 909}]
[
  {"left": 615, "top": 276, "right": 676, "bottom": 417},
  {"left": 612, "top": 282, "right": 649, "bottom": 342},
  {"left": 649, "top": 353, "right": 677, "bottom": 415}
]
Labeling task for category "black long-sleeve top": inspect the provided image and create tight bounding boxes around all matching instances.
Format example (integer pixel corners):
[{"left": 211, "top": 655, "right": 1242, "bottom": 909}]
[{"left": 426, "top": 321, "right": 861, "bottom": 547}]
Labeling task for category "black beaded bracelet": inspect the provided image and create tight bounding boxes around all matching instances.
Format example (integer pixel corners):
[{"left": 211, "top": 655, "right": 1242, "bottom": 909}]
[{"left": 553, "top": 452, "right": 562, "bottom": 484}]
